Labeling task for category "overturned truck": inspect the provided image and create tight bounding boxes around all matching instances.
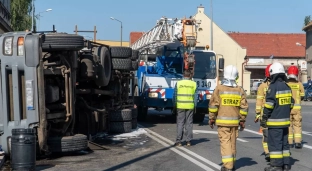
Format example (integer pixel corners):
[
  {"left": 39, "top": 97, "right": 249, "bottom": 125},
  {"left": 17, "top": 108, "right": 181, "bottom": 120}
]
[{"left": 0, "top": 29, "right": 139, "bottom": 155}]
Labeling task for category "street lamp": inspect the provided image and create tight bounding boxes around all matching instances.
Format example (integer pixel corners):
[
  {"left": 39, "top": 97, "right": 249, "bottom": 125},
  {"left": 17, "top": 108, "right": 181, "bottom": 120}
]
[
  {"left": 35, "top": 9, "right": 52, "bottom": 31},
  {"left": 110, "top": 17, "right": 123, "bottom": 46}
]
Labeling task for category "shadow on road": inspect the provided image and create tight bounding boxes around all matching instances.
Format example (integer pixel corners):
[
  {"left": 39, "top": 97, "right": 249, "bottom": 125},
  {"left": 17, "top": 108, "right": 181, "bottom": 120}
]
[
  {"left": 240, "top": 136, "right": 262, "bottom": 139},
  {"left": 234, "top": 157, "right": 258, "bottom": 169}
]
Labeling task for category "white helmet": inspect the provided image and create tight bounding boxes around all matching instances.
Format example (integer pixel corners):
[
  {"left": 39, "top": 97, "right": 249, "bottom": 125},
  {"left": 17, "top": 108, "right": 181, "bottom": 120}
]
[
  {"left": 269, "top": 62, "right": 285, "bottom": 76},
  {"left": 224, "top": 65, "right": 239, "bottom": 80}
]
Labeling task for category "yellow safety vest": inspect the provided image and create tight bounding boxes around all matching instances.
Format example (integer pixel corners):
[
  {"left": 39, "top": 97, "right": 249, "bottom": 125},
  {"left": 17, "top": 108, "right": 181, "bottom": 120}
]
[{"left": 176, "top": 80, "right": 196, "bottom": 109}]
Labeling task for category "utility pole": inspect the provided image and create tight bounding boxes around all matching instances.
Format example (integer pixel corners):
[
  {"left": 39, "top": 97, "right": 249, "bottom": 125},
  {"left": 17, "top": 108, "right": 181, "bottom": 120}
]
[
  {"left": 74, "top": 25, "right": 97, "bottom": 42},
  {"left": 32, "top": 0, "right": 34, "bottom": 31},
  {"left": 210, "top": 0, "right": 213, "bottom": 51}
]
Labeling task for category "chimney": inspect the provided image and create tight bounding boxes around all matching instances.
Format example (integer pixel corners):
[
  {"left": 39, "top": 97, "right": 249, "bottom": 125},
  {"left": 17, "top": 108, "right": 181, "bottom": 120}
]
[{"left": 197, "top": 4, "right": 204, "bottom": 13}]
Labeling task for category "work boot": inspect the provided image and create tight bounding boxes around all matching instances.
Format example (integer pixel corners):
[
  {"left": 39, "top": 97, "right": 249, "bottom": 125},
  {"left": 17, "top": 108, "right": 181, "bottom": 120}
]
[
  {"left": 283, "top": 165, "right": 290, "bottom": 171},
  {"left": 174, "top": 142, "right": 182, "bottom": 147},
  {"left": 265, "top": 153, "right": 270, "bottom": 162},
  {"left": 289, "top": 144, "right": 294, "bottom": 148},
  {"left": 264, "top": 166, "right": 283, "bottom": 171},
  {"left": 220, "top": 166, "right": 233, "bottom": 171},
  {"left": 295, "top": 143, "right": 302, "bottom": 149},
  {"left": 186, "top": 141, "right": 191, "bottom": 147}
]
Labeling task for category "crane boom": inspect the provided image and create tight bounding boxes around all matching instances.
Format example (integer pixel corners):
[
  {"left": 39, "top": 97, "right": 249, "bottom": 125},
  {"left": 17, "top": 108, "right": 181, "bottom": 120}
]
[{"left": 131, "top": 17, "right": 200, "bottom": 55}]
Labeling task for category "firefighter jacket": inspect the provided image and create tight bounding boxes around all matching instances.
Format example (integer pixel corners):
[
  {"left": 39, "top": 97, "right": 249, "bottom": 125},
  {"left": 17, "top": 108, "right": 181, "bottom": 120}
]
[
  {"left": 287, "top": 80, "right": 305, "bottom": 111},
  {"left": 263, "top": 77, "right": 294, "bottom": 128},
  {"left": 174, "top": 79, "right": 197, "bottom": 109},
  {"left": 208, "top": 84, "right": 249, "bottom": 127},
  {"left": 255, "top": 81, "right": 270, "bottom": 115}
]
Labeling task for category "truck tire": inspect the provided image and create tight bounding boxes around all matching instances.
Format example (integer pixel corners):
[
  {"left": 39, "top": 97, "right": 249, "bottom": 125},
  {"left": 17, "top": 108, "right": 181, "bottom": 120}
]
[
  {"left": 132, "top": 118, "right": 137, "bottom": 129},
  {"left": 95, "top": 46, "right": 111, "bottom": 86},
  {"left": 131, "top": 60, "right": 139, "bottom": 71},
  {"left": 110, "top": 109, "right": 132, "bottom": 122},
  {"left": 137, "top": 106, "right": 148, "bottom": 121},
  {"left": 193, "top": 114, "right": 205, "bottom": 123},
  {"left": 110, "top": 47, "right": 132, "bottom": 58},
  {"left": 131, "top": 50, "right": 139, "bottom": 61},
  {"left": 112, "top": 58, "right": 132, "bottom": 70},
  {"left": 109, "top": 121, "right": 132, "bottom": 133},
  {"left": 47, "top": 134, "right": 88, "bottom": 153},
  {"left": 42, "top": 33, "right": 84, "bottom": 51}
]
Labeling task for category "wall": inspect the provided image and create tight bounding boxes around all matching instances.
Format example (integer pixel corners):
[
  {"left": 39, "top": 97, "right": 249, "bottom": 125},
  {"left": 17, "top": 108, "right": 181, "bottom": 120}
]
[
  {"left": 247, "top": 58, "right": 305, "bottom": 66},
  {"left": 193, "top": 6, "right": 250, "bottom": 94},
  {"left": 306, "top": 30, "right": 312, "bottom": 77},
  {"left": 0, "top": 0, "right": 11, "bottom": 32}
]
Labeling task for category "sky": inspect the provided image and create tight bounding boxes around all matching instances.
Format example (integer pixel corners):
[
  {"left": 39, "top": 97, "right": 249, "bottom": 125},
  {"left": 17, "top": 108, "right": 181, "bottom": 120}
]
[{"left": 35, "top": 0, "right": 311, "bottom": 41}]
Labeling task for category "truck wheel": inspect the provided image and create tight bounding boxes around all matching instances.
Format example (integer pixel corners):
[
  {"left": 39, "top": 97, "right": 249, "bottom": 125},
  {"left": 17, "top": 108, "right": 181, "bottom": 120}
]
[
  {"left": 110, "top": 109, "right": 132, "bottom": 122},
  {"left": 95, "top": 46, "right": 111, "bottom": 86},
  {"left": 193, "top": 114, "right": 205, "bottom": 123},
  {"left": 42, "top": 33, "right": 84, "bottom": 51},
  {"left": 47, "top": 134, "right": 88, "bottom": 153},
  {"left": 137, "top": 106, "right": 148, "bottom": 121},
  {"left": 112, "top": 58, "right": 132, "bottom": 70},
  {"left": 109, "top": 121, "right": 132, "bottom": 133},
  {"left": 131, "top": 60, "right": 139, "bottom": 71},
  {"left": 131, "top": 50, "right": 139, "bottom": 61},
  {"left": 110, "top": 47, "right": 132, "bottom": 58}
]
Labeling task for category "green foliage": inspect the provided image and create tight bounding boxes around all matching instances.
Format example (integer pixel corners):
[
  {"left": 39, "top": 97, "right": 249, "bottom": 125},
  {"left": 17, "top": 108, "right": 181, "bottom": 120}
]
[
  {"left": 304, "top": 15, "right": 311, "bottom": 26},
  {"left": 11, "top": 0, "right": 33, "bottom": 31}
]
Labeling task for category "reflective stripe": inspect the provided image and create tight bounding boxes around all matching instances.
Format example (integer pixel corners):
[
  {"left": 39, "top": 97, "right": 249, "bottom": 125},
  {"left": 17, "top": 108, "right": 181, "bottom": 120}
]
[
  {"left": 257, "top": 95, "right": 264, "bottom": 99},
  {"left": 263, "top": 142, "right": 268, "bottom": 148},
  {"left": 221, "top": 155, "right": 234, "bottom": 163},
  {"left": 209, "top": 106, "right": 218, "bottom": 113},
  {"left": 294, "top": 134, "right": 302, "bottom": 138},
  {"left": 267, "top": 118, "right": 290, "bottom": 126},
  {"left": 293, "top": 104, "right": 301, "bottom": 110},
  {"left": 177, "top": 94, "right": 193, "bottom": 97},
  {"left": 256, "top": 106, "right": 262, "bottom": 110},
  {"left": 220, "top": 91, "right": 241, "bottom": 96},
  {"left": 270, "top": 151, "right": 283, "bottom": 159},
  {"left": 283, "top": 150, "right": 290, "bottom": 157},
  {"left": 300, "top": 93, "right": 305, "bottom": 96},
  {"left": 220, "top": 91, "right": 241, "bottom": 106},
  {"left": 216, "top": 116, "right": 239, "bottom": 125},
  {"left": 264, "top": 102, "right": 274, "bottom": 109},
  {"left": 177, "top": 100, "right": 194, "bottom": 103},
  {"left": 240, "top": 109, "right": 248, "bottom": 115},
  {"left": 288, "top": 134, "right": 294, "bottom": 138},
  {"left": 275, "top": 90, "right": 292, "bottom": 98}
]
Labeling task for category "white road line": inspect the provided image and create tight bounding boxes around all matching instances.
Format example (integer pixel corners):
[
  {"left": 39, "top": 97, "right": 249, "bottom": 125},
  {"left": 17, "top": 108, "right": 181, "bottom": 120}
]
[
  {"left": 302, "top": 131, "right": 312, "bottom": 137},
  {"left": 139, "top": 124, "right": 221, "bottom": 170},
  {"left": 145, "top": 131, "right": 215, "bottom": 171},
  {"left": 193, "top": 130, "right": 248, "bottom": 142}
]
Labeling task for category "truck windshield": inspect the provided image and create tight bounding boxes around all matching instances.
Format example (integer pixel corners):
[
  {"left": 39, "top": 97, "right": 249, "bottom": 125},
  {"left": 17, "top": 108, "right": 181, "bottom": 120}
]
[{"left": 192, "top": 51, "right": 216, "bottom": 79}]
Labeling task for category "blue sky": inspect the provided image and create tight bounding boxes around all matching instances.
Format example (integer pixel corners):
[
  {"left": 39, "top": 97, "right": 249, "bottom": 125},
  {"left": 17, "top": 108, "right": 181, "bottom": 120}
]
[{"left": 35, "top": 0, "right": 311, "bottom": 41}]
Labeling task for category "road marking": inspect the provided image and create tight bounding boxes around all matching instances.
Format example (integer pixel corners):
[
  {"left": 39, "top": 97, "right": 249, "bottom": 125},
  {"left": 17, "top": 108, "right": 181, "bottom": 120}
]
[
  {"left": 138, "top": 124, "right": 221, "bottom": 170},
  {"left": 302, "top": 131, "right": 312, "bottom": 137},
  {"left": 193, "top": 130, "right": 248, "bottom": 142},
  {"left": 144, "top": 130, "right": 215, "bottom": 171}
]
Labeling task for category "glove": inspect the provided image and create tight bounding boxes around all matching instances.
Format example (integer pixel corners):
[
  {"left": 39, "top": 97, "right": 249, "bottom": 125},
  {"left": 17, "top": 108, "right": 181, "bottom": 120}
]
[
  {"left": 239, "top": 121, "right": 245, "bottom": 131},
  {"left": 209, "top": 119, "right": 215, "bottom": 129},
  {"left": 254, "top": 114, "right": 261, "bottom": 123},
  {"left": 260, "top": 119, "right": 267, "bottom": 128}
]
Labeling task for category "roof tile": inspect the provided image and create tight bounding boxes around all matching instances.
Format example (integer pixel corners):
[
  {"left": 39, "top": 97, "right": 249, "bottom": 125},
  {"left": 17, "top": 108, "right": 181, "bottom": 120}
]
[
  {"left": 129, "top": 32, "right": 144, "bottom": 46},
  {"left": 228, "top": 33, "right": 306, "bottom": 58}
]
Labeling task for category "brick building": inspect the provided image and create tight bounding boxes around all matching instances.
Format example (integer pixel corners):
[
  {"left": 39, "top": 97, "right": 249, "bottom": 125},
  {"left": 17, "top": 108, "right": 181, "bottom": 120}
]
[{"left": 0, "top": 0, "right": 12, "bottom": 32}]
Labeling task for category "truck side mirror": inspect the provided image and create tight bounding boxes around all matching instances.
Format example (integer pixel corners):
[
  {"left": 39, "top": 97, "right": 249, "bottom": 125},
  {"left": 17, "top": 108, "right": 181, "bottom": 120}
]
[{"left": 219, "top": 58, "right": 224, "bottom": 70}]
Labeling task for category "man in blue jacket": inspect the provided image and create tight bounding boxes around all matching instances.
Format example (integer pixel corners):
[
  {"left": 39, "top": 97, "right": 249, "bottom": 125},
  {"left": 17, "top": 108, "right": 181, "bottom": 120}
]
[{"left": 304, "top": 76, "right": 312, "bottom": 101}]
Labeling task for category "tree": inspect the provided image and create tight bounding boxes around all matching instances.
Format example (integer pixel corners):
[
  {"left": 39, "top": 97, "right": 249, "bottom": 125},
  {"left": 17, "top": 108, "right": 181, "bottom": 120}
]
[
  {"left": 304, "top": 15, "right": 311, "bottom": 26},
  {"left": 10, "top": 0, "right": 33, "bottom": 31}
]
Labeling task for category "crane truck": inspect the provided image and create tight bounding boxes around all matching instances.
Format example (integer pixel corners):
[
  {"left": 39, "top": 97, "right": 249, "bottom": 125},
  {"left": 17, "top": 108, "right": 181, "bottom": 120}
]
[
  {"left": 131, "top": 17, "right": 224, "bottom": 122},
  {"left": 0, "top": 26, "right": 139, "bottom": 161}
]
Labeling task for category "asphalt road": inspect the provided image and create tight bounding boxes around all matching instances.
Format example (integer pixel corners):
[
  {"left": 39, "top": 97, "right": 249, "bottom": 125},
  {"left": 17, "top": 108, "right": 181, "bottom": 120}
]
[{"left": 12, "top": 101, "right": 311, "bottom": 171}]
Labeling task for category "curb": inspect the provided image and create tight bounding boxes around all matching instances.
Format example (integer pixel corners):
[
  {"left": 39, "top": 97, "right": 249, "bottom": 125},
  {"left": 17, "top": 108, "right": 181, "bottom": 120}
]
[{"left": 247, "top": 99, "right": 312, "bottom": 106}]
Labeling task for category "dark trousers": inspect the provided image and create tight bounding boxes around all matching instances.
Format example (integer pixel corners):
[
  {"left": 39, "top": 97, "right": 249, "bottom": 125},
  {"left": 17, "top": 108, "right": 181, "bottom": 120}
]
[
  {"left": 268, "top": 128, "right": 290, "bottom": 167},
  {"left": 176, "top": 109, "right": 193, "bottom": 143}
]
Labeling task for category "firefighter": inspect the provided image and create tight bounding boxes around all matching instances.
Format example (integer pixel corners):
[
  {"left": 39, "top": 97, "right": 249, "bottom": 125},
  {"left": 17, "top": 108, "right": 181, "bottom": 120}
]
[
  {"left": 254, "top": 64, "right": 272, "bottom": 162},
  {"left": 173, "top": 70, "right": 197, "bottom": 147},
  {"left": 262, "top": 62, "right": 294, "bottom": 171},
  {"left": 287, "top": 65, "right": 305, "bottom": 149},
  {"left": 208, "top": 65, "right": 248, "bottom": 171}
]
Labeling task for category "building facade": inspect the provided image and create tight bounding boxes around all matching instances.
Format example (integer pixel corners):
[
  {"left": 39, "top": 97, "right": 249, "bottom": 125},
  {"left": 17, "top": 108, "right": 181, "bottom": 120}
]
[
  {"left": 0, "top": 0, "right": 11, "bottom": 32},
  {"left": 303, "top": 22, "right": 312, "bottom": 79}
]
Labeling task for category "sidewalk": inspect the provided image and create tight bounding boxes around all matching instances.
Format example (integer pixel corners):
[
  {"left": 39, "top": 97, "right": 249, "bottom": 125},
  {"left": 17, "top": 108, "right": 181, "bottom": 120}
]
[{"left": 247, "top": 99, "right": 312, "bottom": 106}]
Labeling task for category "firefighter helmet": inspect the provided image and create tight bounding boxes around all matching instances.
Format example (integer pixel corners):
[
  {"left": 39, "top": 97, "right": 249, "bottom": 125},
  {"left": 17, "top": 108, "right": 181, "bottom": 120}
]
[
  {"left": 224, "top": 65, "right": 239, "bottom": 80},
  {"left": 287, "top": 65, "right": 299, "bottom": 80},
  {"left": 265, "top": 64, "right": 272, "bottom": 78},
  {"left": 269, "top": 62, "right": 285, "bottom": 76}
]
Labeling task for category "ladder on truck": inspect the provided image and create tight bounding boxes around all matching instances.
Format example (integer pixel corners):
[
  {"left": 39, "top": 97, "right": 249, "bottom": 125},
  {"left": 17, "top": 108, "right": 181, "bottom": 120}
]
[{"left": 131, "top": 17, "right": 200, "bottom": 55}]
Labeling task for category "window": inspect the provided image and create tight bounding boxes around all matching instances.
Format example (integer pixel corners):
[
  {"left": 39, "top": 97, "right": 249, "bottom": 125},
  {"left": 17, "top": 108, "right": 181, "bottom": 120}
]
[
  {"left": 192, "top": 51, "right": 217, "bottom": 79},
  {"left": 195, "top": 46, "right": 205, "bottom": 50}
]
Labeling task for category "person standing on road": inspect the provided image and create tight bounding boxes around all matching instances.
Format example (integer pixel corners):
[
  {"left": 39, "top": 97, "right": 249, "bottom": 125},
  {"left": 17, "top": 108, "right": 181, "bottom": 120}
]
[
  {"left": 208, "top": 65, "right": 249, "bottom": 171},
  {"left": 304, "top": 76, "right": 311, "bottom": 101},
  {"left": 262, "top": 62, "right": 294, "bottom": 171},
  {"left": 173, "top": 70, "right": 197, "bottom": 147},
  {"left": 255, "top": 64, "right": 272, "bottom": 162},
  {"left": 286, "top": 65, "right": 305, "bottom": 149}
]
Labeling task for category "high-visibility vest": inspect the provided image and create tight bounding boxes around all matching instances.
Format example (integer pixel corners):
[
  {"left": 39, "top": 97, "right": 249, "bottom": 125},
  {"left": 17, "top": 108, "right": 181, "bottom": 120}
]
[{"left": 176, "top": 80, "right": 196, "bottom": 109}]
